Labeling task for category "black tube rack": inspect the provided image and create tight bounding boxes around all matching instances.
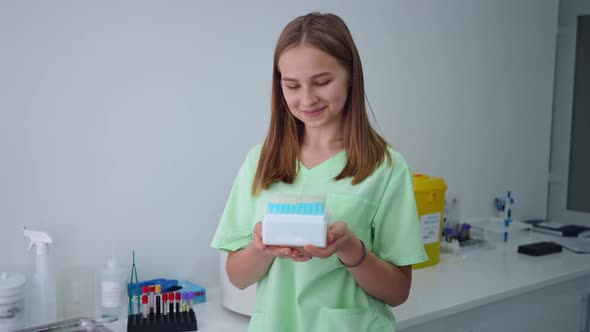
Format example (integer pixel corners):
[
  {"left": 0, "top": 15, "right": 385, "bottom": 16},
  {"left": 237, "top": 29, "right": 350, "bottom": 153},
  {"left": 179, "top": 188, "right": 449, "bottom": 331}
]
[{"left": 127, "top": 310, "right": 198, "bottom": 332}]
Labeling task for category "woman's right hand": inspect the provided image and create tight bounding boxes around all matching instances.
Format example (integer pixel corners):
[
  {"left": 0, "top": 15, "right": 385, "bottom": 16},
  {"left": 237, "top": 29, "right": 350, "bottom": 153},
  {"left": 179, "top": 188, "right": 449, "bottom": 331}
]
[{"left": 252, "top": 221, "right": 312, "bottom": 262}]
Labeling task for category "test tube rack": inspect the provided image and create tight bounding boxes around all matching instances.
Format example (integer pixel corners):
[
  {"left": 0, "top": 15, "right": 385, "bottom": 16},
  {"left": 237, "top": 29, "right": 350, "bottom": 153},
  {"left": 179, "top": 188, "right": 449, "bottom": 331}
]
[{"left": 127, "top": 310, "right": 198, "bottom": 332}]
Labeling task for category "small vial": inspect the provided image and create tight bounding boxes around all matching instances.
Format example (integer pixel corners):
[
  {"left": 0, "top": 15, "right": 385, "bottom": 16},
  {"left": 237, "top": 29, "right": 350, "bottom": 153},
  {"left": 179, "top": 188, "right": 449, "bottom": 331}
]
[
  {"left": 155, "top": 284, "right": 162, "bottom": 315},
  {"left": 187, "top": 292, "right": 194, "bottom": 311},
  {"left": 140, "top": 286, "right": 148, "bottom": 315},
  {"left": 162, "top": 292, "right": 168, "bottom": 315},
  {"left": 148, "top": 285, "right": 155, "bottom": 313},
  {"left": 461, "top": 223, "right": 471, "bottom": 240},
  {"left": 181, "top": 292, "right": 187, "bottom": 312},
  {"left": 168, "top": 292, "right": 174, "bottom": 314},
  {"left": 175, "top": 292, "right": 181, "bottom": 313},
  {"left": 141, "top": 295, "right": 148, "bottom": 319}
]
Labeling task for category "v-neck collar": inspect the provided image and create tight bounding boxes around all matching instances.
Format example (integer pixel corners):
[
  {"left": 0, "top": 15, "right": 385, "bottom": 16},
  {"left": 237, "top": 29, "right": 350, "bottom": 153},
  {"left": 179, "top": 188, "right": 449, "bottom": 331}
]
[{"left": 298, "top": 149, "right": 346, "bottom": 172}]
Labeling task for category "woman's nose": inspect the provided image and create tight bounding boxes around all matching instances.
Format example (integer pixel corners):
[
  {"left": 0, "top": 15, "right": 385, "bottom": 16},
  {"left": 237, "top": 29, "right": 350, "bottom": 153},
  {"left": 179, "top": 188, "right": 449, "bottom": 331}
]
[{"left": 301, "top": 87, "right": 319, "bottom": 107}]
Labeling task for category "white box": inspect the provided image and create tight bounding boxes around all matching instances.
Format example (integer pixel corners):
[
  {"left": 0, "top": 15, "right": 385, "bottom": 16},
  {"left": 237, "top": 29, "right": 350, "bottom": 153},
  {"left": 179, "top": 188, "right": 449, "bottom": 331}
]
[
  {"left": 262, "top": 214, "right": 328, "bottom": 247},
  {"left": 467, "top": 217, "right": 528, "bottom": 242}
]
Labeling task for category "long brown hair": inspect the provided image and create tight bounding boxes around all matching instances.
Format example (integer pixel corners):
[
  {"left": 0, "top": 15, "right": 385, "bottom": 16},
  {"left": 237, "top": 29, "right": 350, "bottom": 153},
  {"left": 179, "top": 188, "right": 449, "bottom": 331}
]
[{"left": 253, "top": 12, "right": 391, "bottom": 195}]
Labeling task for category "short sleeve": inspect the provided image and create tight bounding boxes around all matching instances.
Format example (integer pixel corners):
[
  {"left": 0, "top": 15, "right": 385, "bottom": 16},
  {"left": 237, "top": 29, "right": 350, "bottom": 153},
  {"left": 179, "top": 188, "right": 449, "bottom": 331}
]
[
  {"left": 371, "top": 151, "right": 428, "bottom": 266},
  {"left": 210, "top": 145, "right": 262, "bottom": 252}
]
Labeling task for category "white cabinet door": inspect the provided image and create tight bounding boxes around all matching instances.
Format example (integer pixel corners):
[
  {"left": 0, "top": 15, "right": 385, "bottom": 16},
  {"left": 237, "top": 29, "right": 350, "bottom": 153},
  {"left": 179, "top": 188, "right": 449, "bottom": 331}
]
[{"left": 400, "top": 276, "right": 590, "bottom": 332}]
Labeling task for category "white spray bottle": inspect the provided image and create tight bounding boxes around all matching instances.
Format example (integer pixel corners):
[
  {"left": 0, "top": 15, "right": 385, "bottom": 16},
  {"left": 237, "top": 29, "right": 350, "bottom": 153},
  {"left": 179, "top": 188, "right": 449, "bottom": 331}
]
[{"left": 23, "top": 226, "right": 57, "bottom": 326}]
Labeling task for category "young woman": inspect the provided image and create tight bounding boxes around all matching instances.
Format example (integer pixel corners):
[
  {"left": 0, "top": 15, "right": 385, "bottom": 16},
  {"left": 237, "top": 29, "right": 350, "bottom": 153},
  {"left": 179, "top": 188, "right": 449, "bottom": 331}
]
[{"left": 211, "top": 12, "right": 427, "bottom": 332}]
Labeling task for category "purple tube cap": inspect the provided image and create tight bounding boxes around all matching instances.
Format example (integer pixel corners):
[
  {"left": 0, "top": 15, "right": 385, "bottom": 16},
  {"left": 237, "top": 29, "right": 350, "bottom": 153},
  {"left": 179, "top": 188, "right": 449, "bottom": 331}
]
[{"left": 188, "top": 292, "right": 195, "bottom": 300}]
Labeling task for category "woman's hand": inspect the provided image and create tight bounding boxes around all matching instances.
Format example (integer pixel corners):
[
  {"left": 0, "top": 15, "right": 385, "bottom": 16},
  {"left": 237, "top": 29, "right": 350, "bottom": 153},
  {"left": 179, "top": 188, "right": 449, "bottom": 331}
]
[
  {"left": 252, "top": 221, "right": 312, "bottom": 262},
  {"left": 303, "top": 221, "right": 363, "bottom": 264}
]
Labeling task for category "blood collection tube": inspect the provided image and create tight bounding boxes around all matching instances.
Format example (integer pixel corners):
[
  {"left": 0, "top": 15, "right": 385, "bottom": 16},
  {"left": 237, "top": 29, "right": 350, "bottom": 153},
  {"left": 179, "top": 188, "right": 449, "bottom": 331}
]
[
  {"left": 148, "top": 285, "right": 155, "bottom": 313},
  {"left": 181, "top": 292, "right": 187, "bottom": 312},
  {"left": 175, "top": 292, "right": 181, "bottom": 313},
  {"left": 155, "top": 284, "right": 162, "bottom": 315},
  {"left": 140, "top": 286, "right": 148, "bottom": 315},
  {"left": 162, "top": 292, "right": 168, "bottom": 315},
  {"left": 141, "top": 295, "right": 148, "bottom": 319},
  {"left": 187, "top": 291, "right": 194, "bottom": 311},
  {"left": 168, "top": 292, "right": 174, "bottom": 314}
]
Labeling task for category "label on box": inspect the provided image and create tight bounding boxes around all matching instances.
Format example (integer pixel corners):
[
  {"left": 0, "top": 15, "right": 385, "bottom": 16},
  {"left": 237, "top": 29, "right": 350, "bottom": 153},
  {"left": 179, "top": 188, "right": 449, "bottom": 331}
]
[{"left": 420, "top": 212, "right": 441, "bottom": 244}]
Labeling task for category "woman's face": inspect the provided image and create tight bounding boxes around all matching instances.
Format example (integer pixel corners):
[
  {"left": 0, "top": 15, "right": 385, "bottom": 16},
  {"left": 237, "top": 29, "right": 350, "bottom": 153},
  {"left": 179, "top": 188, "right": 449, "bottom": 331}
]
[{"left": 278, "top": 44, "right": 350, "bottom": 131}]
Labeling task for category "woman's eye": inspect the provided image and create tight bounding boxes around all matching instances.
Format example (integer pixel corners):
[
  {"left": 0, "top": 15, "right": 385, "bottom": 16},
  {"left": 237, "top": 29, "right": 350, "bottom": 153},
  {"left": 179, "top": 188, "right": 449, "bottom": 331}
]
[
  {"left": 315, "top": 80, "right": 331, "bottom": 86},
  {"left": 285, "top": 85, "right": 299, "bottom": 90}
]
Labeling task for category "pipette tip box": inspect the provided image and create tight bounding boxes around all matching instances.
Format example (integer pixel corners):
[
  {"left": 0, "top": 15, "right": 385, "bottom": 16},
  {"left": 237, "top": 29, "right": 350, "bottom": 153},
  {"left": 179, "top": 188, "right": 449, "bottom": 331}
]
[{"left": 262, "top": 200, "right": 328, "bottom": 247}]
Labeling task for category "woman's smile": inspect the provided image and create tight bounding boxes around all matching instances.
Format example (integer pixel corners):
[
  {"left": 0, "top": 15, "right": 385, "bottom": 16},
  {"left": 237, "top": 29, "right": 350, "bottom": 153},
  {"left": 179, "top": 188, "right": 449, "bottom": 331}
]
[{"left": 301, "top": 106, "right": 327, "bottom": 117}]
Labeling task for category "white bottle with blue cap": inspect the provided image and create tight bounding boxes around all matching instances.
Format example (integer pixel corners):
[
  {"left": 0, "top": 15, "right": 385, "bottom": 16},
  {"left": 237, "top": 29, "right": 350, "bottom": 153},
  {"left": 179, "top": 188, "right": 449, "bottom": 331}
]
[{"left": 23, "top": 226, "right": 57, "bottom": 327}]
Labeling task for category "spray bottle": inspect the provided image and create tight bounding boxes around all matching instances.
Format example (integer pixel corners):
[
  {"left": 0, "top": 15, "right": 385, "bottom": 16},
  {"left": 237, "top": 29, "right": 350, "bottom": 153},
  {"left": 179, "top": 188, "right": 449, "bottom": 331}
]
[{"left": 23, "top": 226, "right": 57, "bottom": 326}]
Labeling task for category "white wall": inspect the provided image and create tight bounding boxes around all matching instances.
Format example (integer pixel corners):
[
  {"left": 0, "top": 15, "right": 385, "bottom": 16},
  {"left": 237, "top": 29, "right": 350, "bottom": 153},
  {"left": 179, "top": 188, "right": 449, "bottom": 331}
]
[
  {"left": 548, "top": 0, "right": 590, "bottom": 225},
  {"left": 0, "top": 0, "right": 558, "bottom": 289}
]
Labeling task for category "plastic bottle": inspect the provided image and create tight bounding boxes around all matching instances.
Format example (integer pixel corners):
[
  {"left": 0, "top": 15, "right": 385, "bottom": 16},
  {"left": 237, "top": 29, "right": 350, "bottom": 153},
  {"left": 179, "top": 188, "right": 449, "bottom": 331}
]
[
  {"left": 0, "top": 272, "right": 27, "bottom": 332},
  {"left": 97, "top": 255, "right": 127, "bottom": 318},
  {"left": 23, "top": 226, "right": 57, "bottom": 327}
]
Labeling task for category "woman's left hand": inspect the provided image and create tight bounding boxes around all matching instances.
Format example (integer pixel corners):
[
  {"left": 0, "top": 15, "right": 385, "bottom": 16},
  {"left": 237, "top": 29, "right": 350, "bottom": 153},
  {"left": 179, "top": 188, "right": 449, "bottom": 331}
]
[{"left": 303, "top": 221, "right": 358, "bottom": 259}]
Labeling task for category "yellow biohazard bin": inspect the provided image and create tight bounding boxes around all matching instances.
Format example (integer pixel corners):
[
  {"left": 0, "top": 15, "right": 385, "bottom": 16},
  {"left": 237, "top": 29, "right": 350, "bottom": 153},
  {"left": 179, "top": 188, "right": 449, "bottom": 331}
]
[{"left": 412, "top": 174, "right": 447, "bottom": 269}]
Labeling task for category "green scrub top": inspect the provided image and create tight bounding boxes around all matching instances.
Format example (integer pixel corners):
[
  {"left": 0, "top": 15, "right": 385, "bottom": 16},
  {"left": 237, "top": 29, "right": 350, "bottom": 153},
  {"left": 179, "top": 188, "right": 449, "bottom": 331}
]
[{"left": 211, "top": 144, "right": 428, "bottom": 332}]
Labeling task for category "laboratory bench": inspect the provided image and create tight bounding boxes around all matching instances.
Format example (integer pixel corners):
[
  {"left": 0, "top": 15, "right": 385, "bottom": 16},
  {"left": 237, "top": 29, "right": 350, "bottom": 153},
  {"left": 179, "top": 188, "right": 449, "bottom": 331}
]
[
  {"left": 396, "top": 229, "right": 590, "bottom": 332},
  {"left": 104, "top": 230, "right": 590, "bottom": 332}
]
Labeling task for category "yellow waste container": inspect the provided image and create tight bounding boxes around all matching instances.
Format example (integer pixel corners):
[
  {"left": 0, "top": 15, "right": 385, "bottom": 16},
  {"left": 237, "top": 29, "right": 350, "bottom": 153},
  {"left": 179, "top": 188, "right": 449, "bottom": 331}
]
[{"left": 412, "top": 174, "right": 447, "bottom": 269}]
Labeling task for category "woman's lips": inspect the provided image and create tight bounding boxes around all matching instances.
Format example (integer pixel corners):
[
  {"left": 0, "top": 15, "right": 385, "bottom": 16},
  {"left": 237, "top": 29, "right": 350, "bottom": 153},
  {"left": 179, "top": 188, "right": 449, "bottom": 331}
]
[{"left": 301, "top": 106, "right": 326, "bottom": 117}]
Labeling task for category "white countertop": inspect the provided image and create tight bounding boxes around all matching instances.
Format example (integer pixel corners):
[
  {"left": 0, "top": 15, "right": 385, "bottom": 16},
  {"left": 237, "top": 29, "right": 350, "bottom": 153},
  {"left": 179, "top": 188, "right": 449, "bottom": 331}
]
[
  {"left": 105, "top": 229, "right": 590, "bottom": 332},
  {"left": 395, "top": 229, "right": 590, "bottom": 329}
]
